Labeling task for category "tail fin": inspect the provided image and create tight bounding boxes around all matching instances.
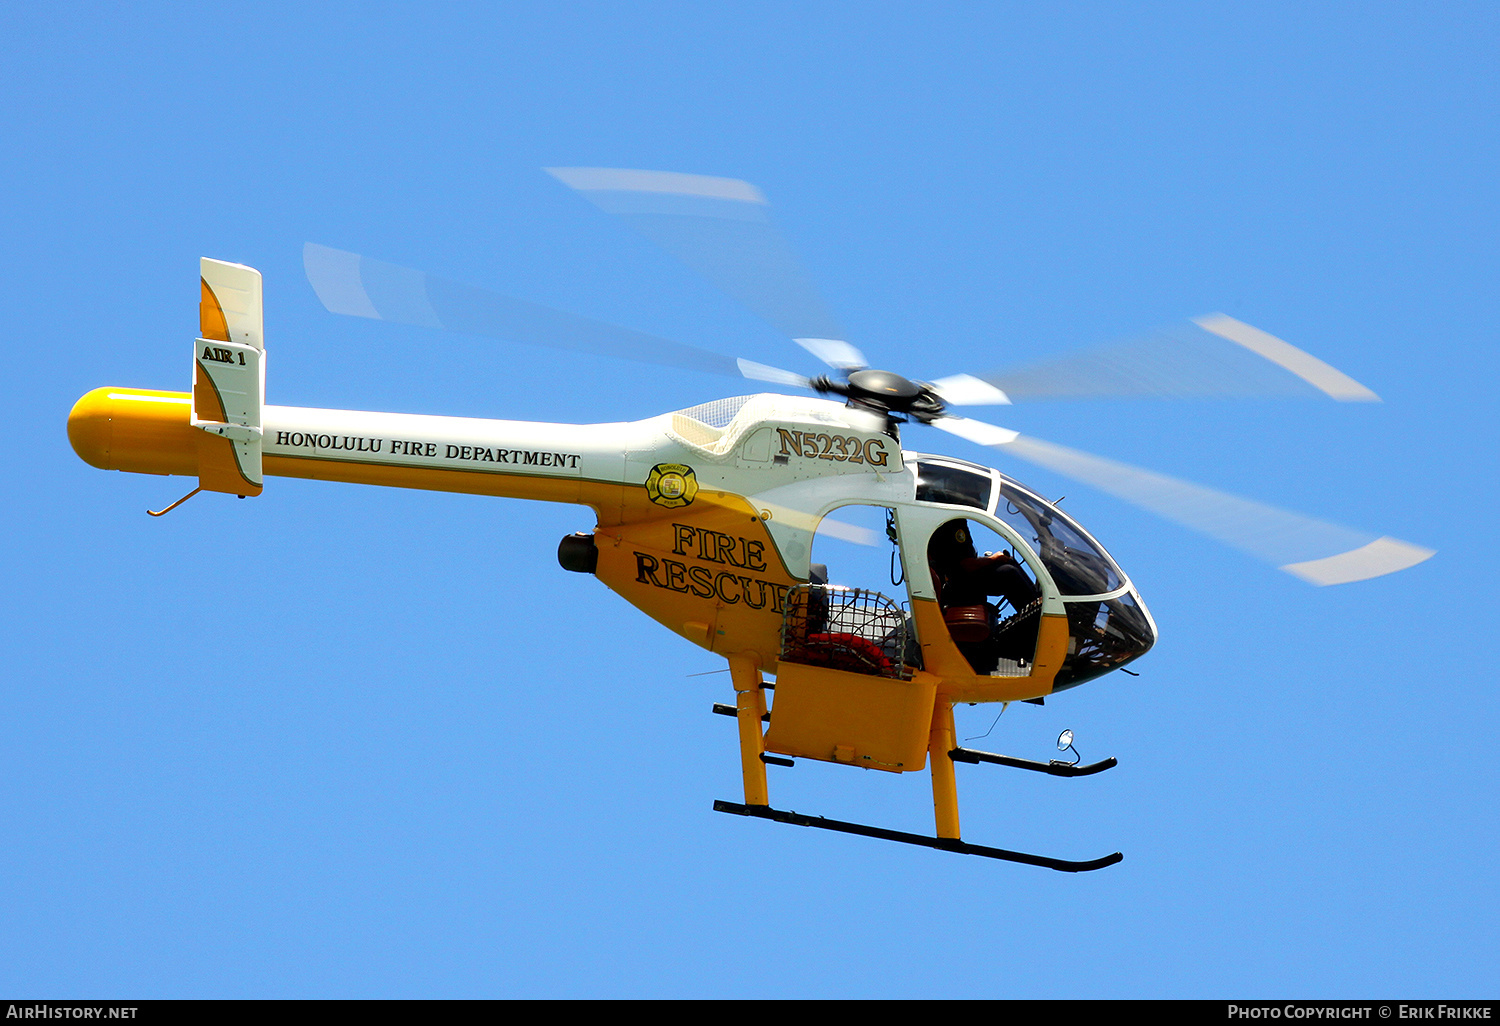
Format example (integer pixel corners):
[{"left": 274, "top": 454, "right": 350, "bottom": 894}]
[{"left": 193, "top": 258, "right": 265, "bottom": 496}]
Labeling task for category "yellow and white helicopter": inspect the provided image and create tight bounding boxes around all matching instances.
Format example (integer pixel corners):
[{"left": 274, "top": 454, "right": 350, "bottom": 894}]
[{"left": 67, "top": 168, "right": 1434, "bottom": 871}]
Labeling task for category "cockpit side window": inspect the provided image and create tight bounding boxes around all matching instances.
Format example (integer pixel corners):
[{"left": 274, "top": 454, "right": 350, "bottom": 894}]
[{"left": 915, "top": 461, "right": 993, "bottom": 511}]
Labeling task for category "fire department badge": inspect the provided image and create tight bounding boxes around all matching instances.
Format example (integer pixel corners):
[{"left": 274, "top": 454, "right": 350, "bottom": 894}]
[{"left": 646, "top": 463, "right": 698, "bottom": 508}]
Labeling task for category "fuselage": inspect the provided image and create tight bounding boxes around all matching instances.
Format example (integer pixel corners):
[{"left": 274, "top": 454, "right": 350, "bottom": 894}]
[{"left": 69, "top": 387, "right": 1155, "bottom": 702}]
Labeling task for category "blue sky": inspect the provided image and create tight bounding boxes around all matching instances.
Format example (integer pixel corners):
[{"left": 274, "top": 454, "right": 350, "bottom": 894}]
[{"left": 3, "top": 2, "right": 1497, "bottom": 998}]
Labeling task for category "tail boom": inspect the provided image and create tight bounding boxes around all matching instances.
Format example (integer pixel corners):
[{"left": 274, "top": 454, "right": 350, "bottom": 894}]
[{"left": 68, "top": 388, "right": 640, "bottom": 508}]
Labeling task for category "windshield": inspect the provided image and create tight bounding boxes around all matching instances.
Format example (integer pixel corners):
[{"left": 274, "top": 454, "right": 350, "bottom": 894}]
[
  {"left": 1053, "top": 591, "right": 1155, "bottom": 690},
  {"left": 993, "top": 480, "right": 1124, "bottom": 596}
]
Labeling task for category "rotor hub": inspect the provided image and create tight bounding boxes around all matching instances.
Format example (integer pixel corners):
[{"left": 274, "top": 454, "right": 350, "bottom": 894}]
[
  {"left": 847, "top": 369, "right": 924, "bottom": 401},
  {"left": 812, "top": 369, "right": 947, "bottom": 422}
]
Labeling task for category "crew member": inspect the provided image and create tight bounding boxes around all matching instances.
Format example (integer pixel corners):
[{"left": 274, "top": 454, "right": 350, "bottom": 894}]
[{"left": 928, "top": 520, "right": 1040, "bottom": 672}]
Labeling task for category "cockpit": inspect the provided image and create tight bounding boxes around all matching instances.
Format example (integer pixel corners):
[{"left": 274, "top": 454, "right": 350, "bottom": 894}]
[
  {"left": 907, "top": 458, "right": 1156, "bottom": 689},
  {"left": 783, "top": 457, "right": 1156, "bottom": 695}
]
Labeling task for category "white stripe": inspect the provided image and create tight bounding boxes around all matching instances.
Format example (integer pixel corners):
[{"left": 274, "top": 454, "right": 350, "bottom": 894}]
[
  {"left": 544, "top": 167, "right": 766, "bottom": 204},
  {"left": 816, "top": 519, "right": 881, "bottom": 547},
  {"left": 1193, "top": 314, "right": 1380, "bottom": 402},
  {"left": 931, "top": 373, "right": 1011, "bottom": 406},
  {"left": 1280, "top": 536, "right": 1435, "bottom": 585},
  {"left": 109, "top": 393, "right": 189, "bottom": 404},
  {"left": 736, "top": 358, "right": 809, "bottom": 387},
  {"left": 930, "top": 416, "right": 1019, "bottom": 447},
  {"left": 303, "top": 243, "right": 380, "bottom": 319},
  {"left": 794, "top": 337, "right": 867, "bottom": 371}
]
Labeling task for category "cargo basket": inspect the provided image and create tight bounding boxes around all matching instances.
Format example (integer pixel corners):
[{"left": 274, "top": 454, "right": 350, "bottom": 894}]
[{"left": 779, "top": 585, "right": 912, "bottom": 680}]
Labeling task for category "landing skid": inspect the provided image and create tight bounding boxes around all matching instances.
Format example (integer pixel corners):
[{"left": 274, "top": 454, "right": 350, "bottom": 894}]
[
  {"left": 716, "top": 658, "right": 1122, "bottom": 871},
  {"left": 714, "top": 800, "right": 1123, "bottom": 872},
  {"left": 950, "top": 746, "right": 1118, "bottom": 777}
]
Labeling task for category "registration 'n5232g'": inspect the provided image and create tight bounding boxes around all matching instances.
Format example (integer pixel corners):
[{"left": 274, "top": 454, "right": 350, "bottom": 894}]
[{"left": 776, "top": 428, "right": 890, "bottom": 466}]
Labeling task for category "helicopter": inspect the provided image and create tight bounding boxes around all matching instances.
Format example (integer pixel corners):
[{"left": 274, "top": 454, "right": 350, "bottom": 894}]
[{"left": 66, "top": 168, "right": 1435, "bottom": 871}]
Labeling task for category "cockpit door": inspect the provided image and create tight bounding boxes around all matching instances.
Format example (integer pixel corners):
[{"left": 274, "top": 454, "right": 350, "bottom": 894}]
[{"left": 893, "top": 500, "right": 1063, "bottom": 686}]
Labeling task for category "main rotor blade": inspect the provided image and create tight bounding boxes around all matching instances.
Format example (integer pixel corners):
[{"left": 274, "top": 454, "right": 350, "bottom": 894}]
[
  {"left": 545, "top": 167, "right": 868, "bottom": 372},
  {"left": 953, "top": 316, "right": 1381, "bottom": 403},
  {"left": 929, "top": 416, "right": 1434, "bottom": 585},
  {"left": 303, "top": 243, "right": 811, "bottom": 387}
]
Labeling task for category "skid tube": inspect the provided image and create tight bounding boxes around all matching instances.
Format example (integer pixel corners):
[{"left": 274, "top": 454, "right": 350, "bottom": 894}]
[
  {"left": 949, "top": 746, "right": 1118, "bottom": 777},
  {"left": 713, "top": 800, "right": 1123, "bottom": 872}
]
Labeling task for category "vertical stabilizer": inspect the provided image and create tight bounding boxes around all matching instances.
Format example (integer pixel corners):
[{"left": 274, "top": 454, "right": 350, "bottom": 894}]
[{"left": 194, "top": 258, "right": 265, "bottom": 496}]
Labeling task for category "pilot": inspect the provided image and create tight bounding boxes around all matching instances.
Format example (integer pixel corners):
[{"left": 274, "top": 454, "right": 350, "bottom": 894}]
[{"left": 928, "top": 519, "right": 1039, "bottom": 671}]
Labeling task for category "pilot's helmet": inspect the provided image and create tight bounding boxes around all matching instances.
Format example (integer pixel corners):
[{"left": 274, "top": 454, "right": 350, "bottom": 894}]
[{"left": 929, "top": 519, "right": 977, "bottom": 565}]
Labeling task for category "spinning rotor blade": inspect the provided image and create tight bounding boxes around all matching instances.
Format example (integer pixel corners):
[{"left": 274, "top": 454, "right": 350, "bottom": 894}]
[
  {"left": 929, "top": 416, "right": 1434, "bottom": 585},
  {"left": 948, "top": 316, "right": 1381, "bottom": 404},
  {"left": 815, "top": 518, "right": 882, "bottom": 547},
  {"left": 545, "top": 167, "right": 868, "bottom": 373},
  {"left": 303, "top": 243, "right": 810, "bottom": 387}
]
